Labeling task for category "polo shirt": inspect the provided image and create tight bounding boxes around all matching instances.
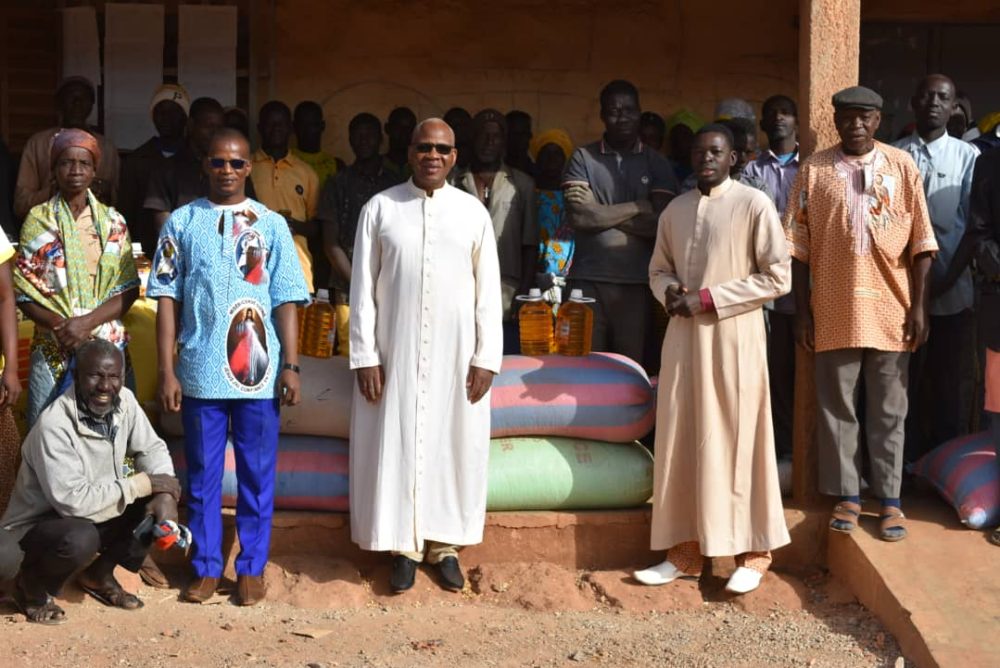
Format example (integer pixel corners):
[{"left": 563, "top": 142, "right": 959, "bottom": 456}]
[
  {"left": 292, "top": 147, "right": 339, "bottom": 188},
  {"left": 561, "top": 139, "right": 677, "bottom": 284},
  {"left": 0, "top": 229, "right": 12, "bottom": 264},
  {"left": 250, "top": 149, "right": 320, "bottom": 293}
]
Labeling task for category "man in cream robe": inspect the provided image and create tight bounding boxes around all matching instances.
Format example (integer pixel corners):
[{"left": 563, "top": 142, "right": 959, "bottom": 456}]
[
  {"left": 349, "top": 118, "right": 503, "bottom": 593},
  {"left": 635, "top": 124, "right": 791, "bottom": 595}
]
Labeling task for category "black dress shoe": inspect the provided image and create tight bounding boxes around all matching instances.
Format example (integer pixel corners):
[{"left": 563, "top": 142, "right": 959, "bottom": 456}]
[
  {"left": 390, "top": 555, "right": 419, "bottom": 593},
  {"left": 435, "top": 556, "right": 465, "bottom": 591}
]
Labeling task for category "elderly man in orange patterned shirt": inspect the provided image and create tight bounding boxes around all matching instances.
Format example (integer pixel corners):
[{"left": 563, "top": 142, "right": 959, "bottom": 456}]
[{"left": 784, "top": 86, "right": 937, "bottom": 543}]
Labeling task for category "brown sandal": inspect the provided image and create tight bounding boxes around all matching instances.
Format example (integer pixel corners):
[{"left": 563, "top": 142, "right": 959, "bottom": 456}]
[
  {"left": 829, "top": 501, "right": 862, "bottom": 533},
  {"left": 78, "top": 575, "right": 144, "bottom": 610},
  {"left": 879, "top": 506, "right": 907, "bottom": 542}
]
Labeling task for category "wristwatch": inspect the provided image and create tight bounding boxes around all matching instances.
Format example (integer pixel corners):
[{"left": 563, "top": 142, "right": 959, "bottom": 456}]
[{"left": 282, "top": 363, "right": 301, "bottom": 373}]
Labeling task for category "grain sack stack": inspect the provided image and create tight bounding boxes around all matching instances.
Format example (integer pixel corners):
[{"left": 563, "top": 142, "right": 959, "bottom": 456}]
[
  {"left": 163, "top": 355, "right": 353, "bottom": 512},
  {"left": 165, "top": 352, "right": 656, "bottom": 513},
  {"left": 485, "top": 353, "right": 655, "bottom": 511}
]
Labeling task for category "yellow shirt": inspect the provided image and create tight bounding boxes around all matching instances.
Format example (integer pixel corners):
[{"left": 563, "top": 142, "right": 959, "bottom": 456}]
[
  {"left": 292, "top": 148, "right": 339, "bottom": 188},
  {"left": 0, "top": 232, "right": 13, "bottom": 265},
  {"left": 250, "top": 149, "right": 320, "bottom": 292}
]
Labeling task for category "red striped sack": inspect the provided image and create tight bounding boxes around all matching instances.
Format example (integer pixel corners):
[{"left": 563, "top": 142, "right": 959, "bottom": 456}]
[
  {"left": 912, "top": 431, "right": 999, "bottom": 530},
  {"left": 168, "top": 435, "right": 349, "bottom": 512},
  {"left": 490, "top": 353, "right": 655, "bottom": 442}
]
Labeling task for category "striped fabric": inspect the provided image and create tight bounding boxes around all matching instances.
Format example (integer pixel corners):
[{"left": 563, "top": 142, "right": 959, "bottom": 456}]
[
  {"left": 913, "top": 431, "right": 999, "bottom": 529},
  {"left": 168, "top": 436, "right": 349, "bottom": 512},
  {"left": 491, "top": 353, "right": 655, "bottom": 442}
]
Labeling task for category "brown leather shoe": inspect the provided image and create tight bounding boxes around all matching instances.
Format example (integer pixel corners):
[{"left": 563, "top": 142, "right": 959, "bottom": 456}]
[
  {"left": 183, "top": 576, "right": 219, "bottom": 603},
  {"left": 237, "top": 575, "right": 266, "bottom": 606}
]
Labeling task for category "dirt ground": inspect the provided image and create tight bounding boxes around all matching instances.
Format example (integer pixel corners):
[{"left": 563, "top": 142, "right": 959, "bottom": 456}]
[{"left": 0, "top": 557, "right": 909, "bottom": 668}]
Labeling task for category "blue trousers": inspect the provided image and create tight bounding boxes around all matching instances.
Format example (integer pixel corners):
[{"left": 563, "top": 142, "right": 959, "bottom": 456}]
[{"left": 181, "top": 397, "right": 279, "bottom": 578}]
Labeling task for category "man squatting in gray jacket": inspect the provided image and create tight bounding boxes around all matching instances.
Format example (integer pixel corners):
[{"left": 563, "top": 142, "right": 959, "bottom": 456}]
[{"left": 0, "top": 339, "right": 181, "bottom": 624}]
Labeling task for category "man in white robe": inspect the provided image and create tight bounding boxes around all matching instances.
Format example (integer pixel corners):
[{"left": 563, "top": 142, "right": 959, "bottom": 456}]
[
  {"left": 349, "top": 118, "right": 503, "bottom": 593},
  {"left": 635, "top": 124, "right": 791, "bottom": 595}
]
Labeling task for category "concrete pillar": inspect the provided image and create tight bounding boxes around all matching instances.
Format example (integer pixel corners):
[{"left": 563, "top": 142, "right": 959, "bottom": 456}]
[
  {"left": 792, "top": 0, "right": 860, "bottom": 504},
  {"left": 798, "top": 0, "right": 861, "bottom": 156}
]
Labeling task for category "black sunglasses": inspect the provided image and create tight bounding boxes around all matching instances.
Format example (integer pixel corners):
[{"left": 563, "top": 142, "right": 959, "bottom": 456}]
[
  {"left": 413, "top": 142, "right": 454, "bottom": 155},
  {"left": 208, "top": 157, "right": 248, "bottom": 170}
]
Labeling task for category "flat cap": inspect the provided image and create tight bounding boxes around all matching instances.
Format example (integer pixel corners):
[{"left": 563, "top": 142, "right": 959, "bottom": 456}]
[{"left": 832, "top": 86, "right": 883, "bottom": 111}]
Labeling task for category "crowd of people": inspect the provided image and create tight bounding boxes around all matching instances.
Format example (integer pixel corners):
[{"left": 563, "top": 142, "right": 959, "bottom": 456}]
[{"left": 0, "top": 70, "right": 997, "bottom": 623}]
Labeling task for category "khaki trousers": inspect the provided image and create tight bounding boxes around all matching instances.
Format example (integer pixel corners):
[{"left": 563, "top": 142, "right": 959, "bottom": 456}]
[
  {"left": 394, "top": 541, "right": 459, "bottom": 564},
  {"left": 815, "top": 348, "right": 909, "bottom": 499}
]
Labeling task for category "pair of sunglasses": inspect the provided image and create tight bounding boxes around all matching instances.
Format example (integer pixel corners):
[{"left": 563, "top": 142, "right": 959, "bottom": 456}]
[
  {"left": 413, "top": 143, "right": 454, "bottom": 155},
  {"left": 208, "top": 157, "right": 248, "bottom": 169}
]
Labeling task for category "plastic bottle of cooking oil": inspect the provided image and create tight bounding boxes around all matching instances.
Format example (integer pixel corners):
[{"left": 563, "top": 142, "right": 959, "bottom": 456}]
[
  {"left": 301, "top": 289, "right": 335, "bottom": 358},
  {"left": 517, "top": 288, "right": 553, "bottom": 355},
  {"left": 555, "top": 289, "right": 595, "bottom": 356}
]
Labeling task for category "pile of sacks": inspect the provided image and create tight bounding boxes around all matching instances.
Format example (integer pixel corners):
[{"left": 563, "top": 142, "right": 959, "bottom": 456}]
[
  {"left": 161, "top": 353, "right": 657, "bottom": 512},
  {"left": 486, "top": 353, "right": 655, "bottom": 511},
  {"left": 160, "top": 355, "right": 352, "bottom": 512}
]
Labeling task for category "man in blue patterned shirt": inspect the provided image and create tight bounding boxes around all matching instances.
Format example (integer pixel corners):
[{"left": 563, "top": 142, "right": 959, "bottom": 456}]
[{"left": 148, "top": 128, "right": 310, "bottom": 606}]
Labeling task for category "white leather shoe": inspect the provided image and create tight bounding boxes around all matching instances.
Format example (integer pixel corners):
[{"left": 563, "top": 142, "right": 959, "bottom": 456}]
[
  {"left": 725, "top": 566, "right": 764, "bottom": 594},
  {"left": 633, "top": 559, "right": 685, "bottom": 586}
]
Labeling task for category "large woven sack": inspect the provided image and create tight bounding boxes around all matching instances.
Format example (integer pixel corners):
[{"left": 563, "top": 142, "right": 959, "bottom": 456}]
[
  {"left": 159, "top": 355, "right": 354, "bottom": 438},
  {"left": 486, "top": 437, "right": 653, "bottom": 511},
  {"left": 278, "top": 356, "right": 353, "bottom": 437},
  {"left": 122, "top": 298, "right": 159, "bottom": 414},
  {"left": 168, "top": 435, "right": 349, "bottom": 512},
  {"left": 912, "top": 431, "right": 999, "bottom": 529},
  {"left": 490, "top": 354, "right": 655, "bottom": 442},
  {"left": 160, "top": 353, "right": 655, "bottom": 442}
]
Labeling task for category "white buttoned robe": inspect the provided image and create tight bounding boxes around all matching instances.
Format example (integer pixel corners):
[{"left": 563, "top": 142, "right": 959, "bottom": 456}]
[{"left": 348, "top": 180, "right": 503, "bottom": 552}]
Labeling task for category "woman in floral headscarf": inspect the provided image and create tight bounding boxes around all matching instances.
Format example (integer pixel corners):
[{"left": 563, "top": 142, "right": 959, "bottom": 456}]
[
  {"left": 529, "top": 129, "right": 574, "bottom": 307},
  {"left": 14, "top": 129, "right": 139, "bottom": 425}
]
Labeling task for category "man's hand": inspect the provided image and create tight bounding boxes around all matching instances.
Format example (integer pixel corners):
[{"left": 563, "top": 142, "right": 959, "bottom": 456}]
[
  {"left": 564, "top": 183, "right": 596, "bottom": 207},
  {"left": 148, "top": 474, "right": 182, "bottom": 501},
  {"left": 279, "top": 369, "right": 300, "bottom": 406},
  {"left": 794, "top": 310, "right": 815, "bottom": 352},
  {"left": 0, "top": 372, "right": 22, "bottom": 410},
  {"left": 146, "top": 493, "right": 179, "bottom": 524},
  {"left": 158, "top": 372, "right": 183, "bottom": 413},
  {"left": 664, "top": 284, "right": 702, "bottom": 318},
  {"left": 356, "top": 365, "right": 384, "bottom": 404},
  {"left": 904, "top": 304, "right": 930, "bottom": 349},
  {"left": 666, "top": 291, "right": 704, "bottom": 318},
  {"left": 466, "top": 366, "right": 494, "bottom": 404},
  {"left": 52, "top": 316, "right": 92, "bottom": 351}
]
